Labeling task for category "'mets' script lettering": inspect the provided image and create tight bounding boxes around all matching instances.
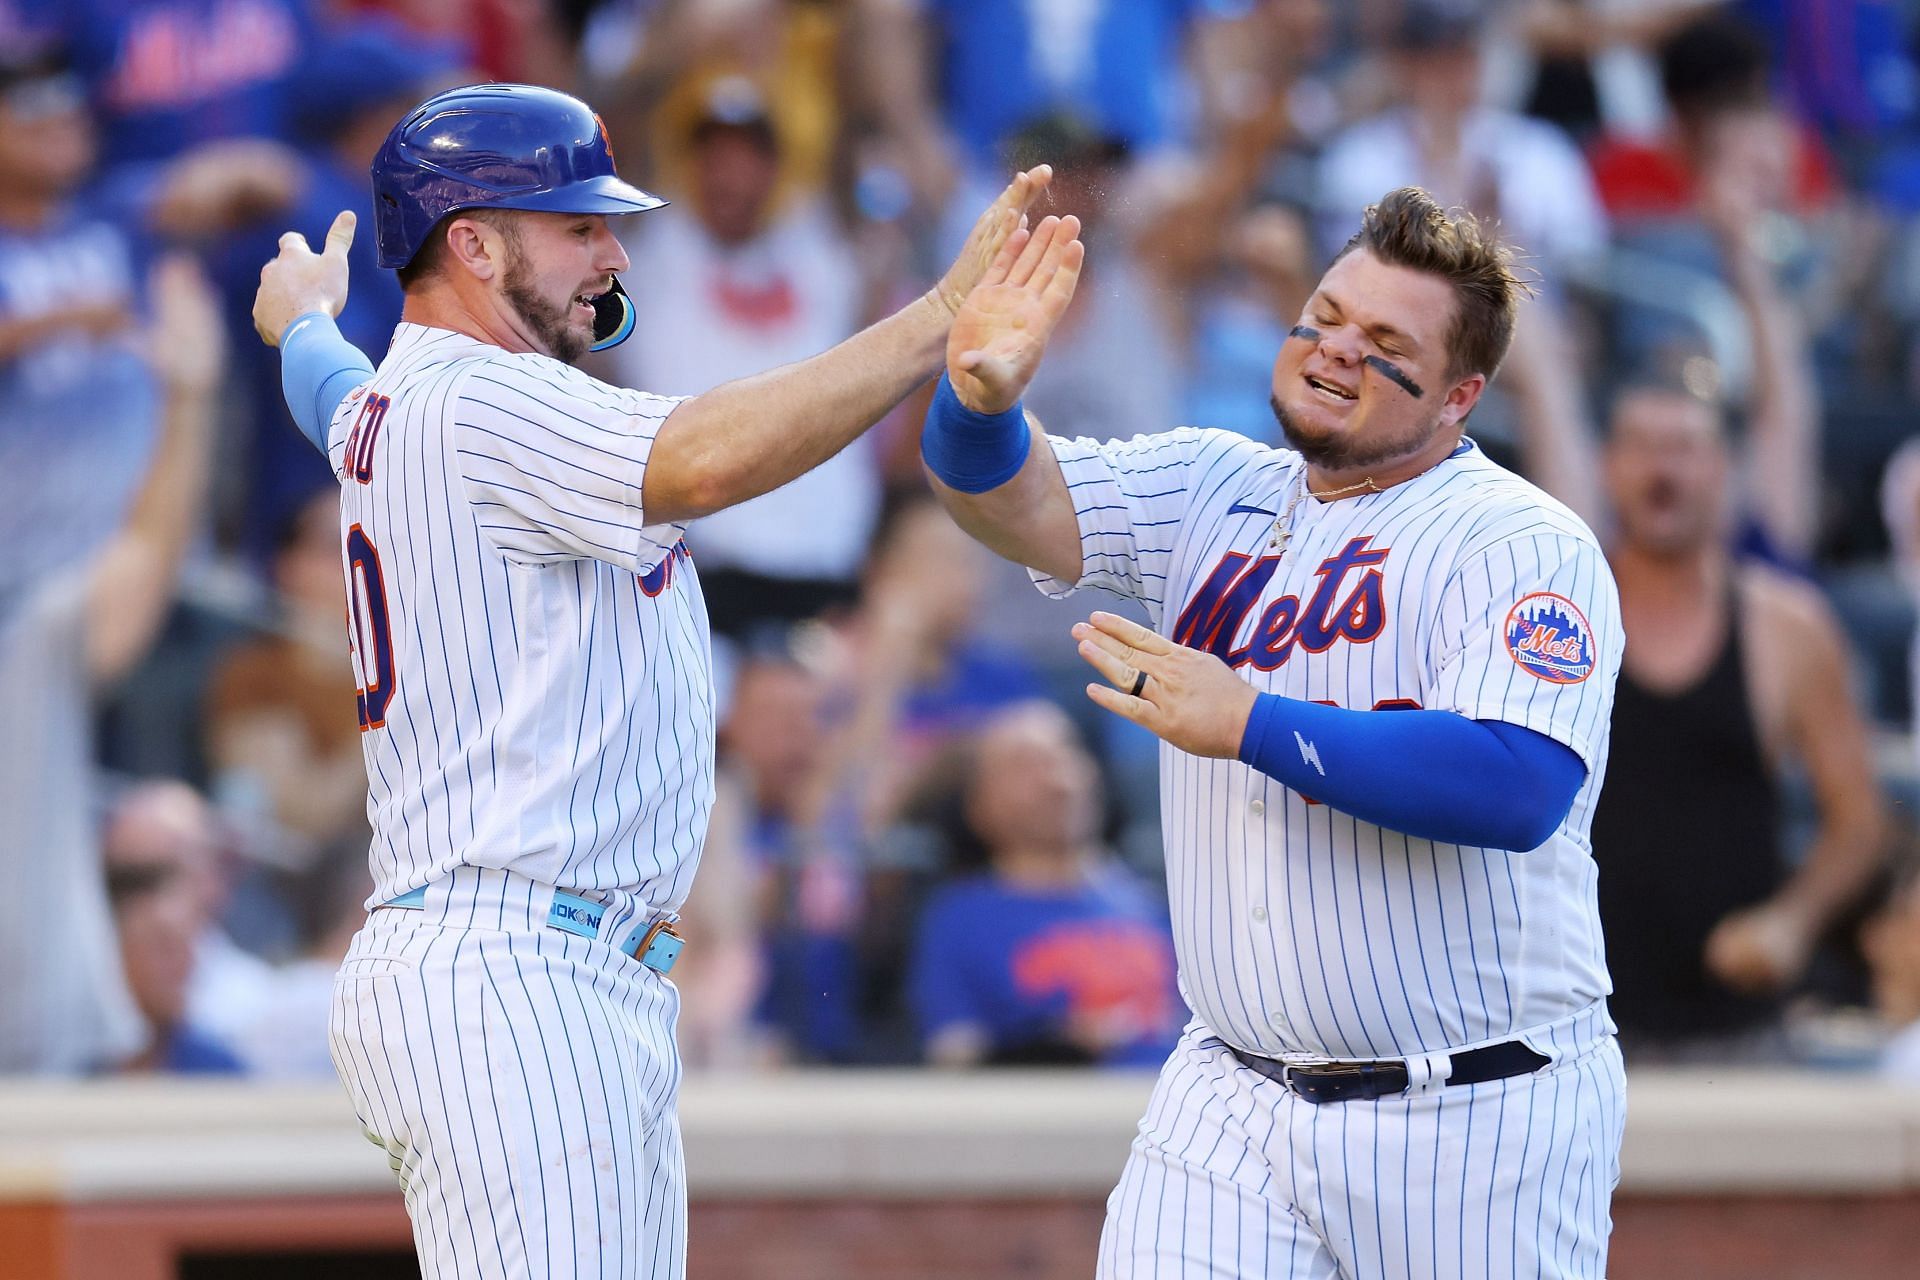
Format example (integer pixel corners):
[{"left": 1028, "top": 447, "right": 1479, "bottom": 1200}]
[{"left": 1172, "top": 536, "right": 1390, "bottom": 670}]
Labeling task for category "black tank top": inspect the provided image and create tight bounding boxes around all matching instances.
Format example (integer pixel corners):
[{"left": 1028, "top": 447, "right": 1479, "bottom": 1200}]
[{"left": 1591, "top": 591, "right": 1785, "bottom": 1040}]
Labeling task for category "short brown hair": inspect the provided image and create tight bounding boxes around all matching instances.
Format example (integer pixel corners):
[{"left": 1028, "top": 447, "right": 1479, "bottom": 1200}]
[{"left": 1334, "top": 187, "right": 1526, "bottom": 381}]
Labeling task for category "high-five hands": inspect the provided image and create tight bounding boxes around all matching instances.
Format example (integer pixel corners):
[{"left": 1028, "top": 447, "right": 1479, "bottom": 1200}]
[
  {"left": 253, "top": 209, "right": 356, "bottom": 347},
  {"left": 947, "top": 210, "right": 1085, "bottom": 414},
  {"left": 1074, "top": 612, "right": 1259, "bottom": 760},
  {"left": 933, "top": 165, "right": 1055, "bottom": 315}
]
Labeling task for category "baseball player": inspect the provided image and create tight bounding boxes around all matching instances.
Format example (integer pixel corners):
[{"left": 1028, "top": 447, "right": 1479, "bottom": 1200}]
[
  {"left": 248, "top": 82, "right": 1065, "bottom": 1279},
  {"left": 922, "top": 186, "right": 1626, "bottom": 1278}
]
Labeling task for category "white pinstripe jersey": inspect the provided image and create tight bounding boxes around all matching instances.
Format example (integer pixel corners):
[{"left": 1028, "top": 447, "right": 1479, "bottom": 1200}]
[
  {"left": 326, "top": 323, "right": 712, "bottom": 913},
  {"left": 1038, "top": 429, "right": 1623, "bottom": 1061}
]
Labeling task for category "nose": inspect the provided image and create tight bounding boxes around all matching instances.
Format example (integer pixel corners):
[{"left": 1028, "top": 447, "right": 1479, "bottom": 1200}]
[
  {"left": 595, "top": 221, "right": 630, "bottom": 275},
  {"left": 1317, "top": 324, "right": 1363, "bottom": 366}
]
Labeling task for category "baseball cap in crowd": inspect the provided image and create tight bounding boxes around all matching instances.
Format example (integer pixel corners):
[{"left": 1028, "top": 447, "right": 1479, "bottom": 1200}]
[
  {"left": 1003, "top": 111, "right": 1130, "bottom": 175},
  {"left": 287, "top": 19, "right": 465, "bottom": 143},
  {"left": 1392, "top": 0, "right": 1487, "bottom": 51},
  {"left": 687, "top": 74, "right": 779, "bottom": 152}
]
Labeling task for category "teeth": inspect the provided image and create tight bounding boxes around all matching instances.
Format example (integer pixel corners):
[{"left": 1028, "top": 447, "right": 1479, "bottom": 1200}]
[{"left": 1308, "top": 376, "right": 1355, "bottom": 400}]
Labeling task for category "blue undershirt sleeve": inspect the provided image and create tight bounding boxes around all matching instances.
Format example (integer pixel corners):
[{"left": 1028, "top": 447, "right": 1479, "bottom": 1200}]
[
  {"left": 280, "top": 311, "right": 375, "bottom": 454},
  {"left": 1236, "top": 694, "right": 1588, "bottom": 851}
]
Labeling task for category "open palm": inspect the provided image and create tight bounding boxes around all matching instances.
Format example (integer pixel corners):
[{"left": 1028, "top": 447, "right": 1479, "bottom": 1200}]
[{"left": 948, "top": 214, "right": 1084, "bottom": 414}]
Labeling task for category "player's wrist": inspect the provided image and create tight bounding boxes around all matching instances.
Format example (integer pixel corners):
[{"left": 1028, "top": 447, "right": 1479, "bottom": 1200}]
[
  {"left": 1237, "top": 692, "right": 1282, "bottom": 766},
  {"left": 924, "top": 283, "right": 965, "bottom": 319},
  {"left": 921, "top": 372, "right": 1030, "bottom": 494},
  {"left": 279, "top": 309, "right": 334, "bottom": 347}
]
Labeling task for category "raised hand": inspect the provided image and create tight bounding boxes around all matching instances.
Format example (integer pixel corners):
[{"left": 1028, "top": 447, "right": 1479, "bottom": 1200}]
[
  {"left": 932, "top": 165, "right": 1054, "bottom": 313},
  {"left": 947, "top": 212, "right": 1084, "bottom": 414},
  {"left": 253, "top": 209, "right": 356, "bottom": 347},
  {"left": 145, "top": 254, "right": 226, "bottom": 399}
]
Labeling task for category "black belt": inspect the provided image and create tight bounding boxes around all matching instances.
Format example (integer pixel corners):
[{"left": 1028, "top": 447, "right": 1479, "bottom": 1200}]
[{"left": 1224, "top": 1039, "right": 1550, "bottom": 1105}]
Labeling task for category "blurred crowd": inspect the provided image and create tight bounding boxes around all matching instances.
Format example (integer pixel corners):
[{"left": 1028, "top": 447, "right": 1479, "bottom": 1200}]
[{"left": 8, "top": 0, "right": 1920, "bottom": 1084}]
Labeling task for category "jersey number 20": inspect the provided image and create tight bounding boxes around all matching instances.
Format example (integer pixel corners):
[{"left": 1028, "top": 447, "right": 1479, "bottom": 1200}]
[{"left": 347, "top": 524, "right": 396, "bottom": 730}]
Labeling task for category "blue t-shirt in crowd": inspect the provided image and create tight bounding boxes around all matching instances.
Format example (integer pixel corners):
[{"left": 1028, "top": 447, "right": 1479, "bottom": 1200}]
[
  {"left": 921, "top": 0, "right": 1249, "bottom": 163},
  {"left": 160, "top": 1022, "right": 246, "bottom": 1073},
  {"left": 911, "top": 864, "right": 1184, "bottom": 1067},
  {"left": 0, "top": 210, "right": 156, "bottom": 606}
]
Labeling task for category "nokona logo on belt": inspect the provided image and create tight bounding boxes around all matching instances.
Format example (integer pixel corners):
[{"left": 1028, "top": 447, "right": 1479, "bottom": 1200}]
[{"left": 552, "top": 902, "right": 603, "bottom": 930}]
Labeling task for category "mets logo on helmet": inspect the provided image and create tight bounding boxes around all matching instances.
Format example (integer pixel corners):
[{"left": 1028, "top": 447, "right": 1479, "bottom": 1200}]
[{"left": 1504, "top": 592, "right": 1595, "bottom": 684}]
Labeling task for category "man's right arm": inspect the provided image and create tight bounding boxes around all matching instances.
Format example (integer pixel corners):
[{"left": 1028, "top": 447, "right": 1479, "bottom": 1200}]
[
  {"left": 641, "top": 172, "right": 1057, "bottom": 525},
  {"left": 917, "top": 202, "right": 1090, "bottom": 582},
  {"left": 926, "top": 417, "right": 1083, "bottom": 584}
]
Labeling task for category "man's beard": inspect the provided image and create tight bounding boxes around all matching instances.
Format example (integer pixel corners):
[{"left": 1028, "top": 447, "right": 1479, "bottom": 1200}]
[
  {"left": 502, "top": 246, "right": 589, "bottom": 364},
  {"left": 1269, "top": 393, "right": 1439, "bottom": 473}
]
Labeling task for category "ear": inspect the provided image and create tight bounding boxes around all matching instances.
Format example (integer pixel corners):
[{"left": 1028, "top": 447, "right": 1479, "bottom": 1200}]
[
  {"left": 442, "top": 216, "right": 505, "bottom": 282},
  {"left": 1438, "top": 372, "right": 1487, "bottom": 430}
]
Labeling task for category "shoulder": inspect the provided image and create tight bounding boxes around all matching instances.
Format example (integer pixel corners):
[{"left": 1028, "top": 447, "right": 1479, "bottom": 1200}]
[
  {"left": 1739, "top": 561, "right": 1844, "bottom": 653},
  {"left": 1062, "top": 425, "right": 1285, "bottom": 487},
  {"left": 1446, "top": 449, "right": 1605, "bottom": 559},
  {"left": 456, "top": 352, "right": 683, "bottom": 424}
]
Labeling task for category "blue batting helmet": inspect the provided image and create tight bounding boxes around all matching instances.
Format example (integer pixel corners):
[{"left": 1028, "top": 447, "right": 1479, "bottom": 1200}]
[{"left": 370, "top": 82, "right": 665, "bottom": 271}]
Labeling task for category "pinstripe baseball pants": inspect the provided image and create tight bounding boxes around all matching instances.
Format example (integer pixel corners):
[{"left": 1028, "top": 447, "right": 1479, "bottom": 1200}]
[
  {"left": 329, "top": 901, "right": 686, "bottom": 1280},
  {"left": 1098, "top": 1023, "right": 1626, "bottom": 1279}
]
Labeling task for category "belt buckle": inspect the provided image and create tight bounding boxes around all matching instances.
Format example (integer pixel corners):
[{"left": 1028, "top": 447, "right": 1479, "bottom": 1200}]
[
  {"left": 1286, "top": 1060, "right": 1407, "bottom": 1104},
  {"left": 633, "top": 919, "right": 685, "bottom": 974}
]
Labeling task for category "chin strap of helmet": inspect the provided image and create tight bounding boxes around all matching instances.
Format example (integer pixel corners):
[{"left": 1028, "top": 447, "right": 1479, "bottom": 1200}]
[{"left": 589, "top": 277, "right": 636, "bottom": 352}]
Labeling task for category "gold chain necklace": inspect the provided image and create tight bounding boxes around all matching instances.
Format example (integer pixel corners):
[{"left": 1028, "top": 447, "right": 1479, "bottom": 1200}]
[{"left": 1269, "top": 471, "right": 1381, "bottom": 554}]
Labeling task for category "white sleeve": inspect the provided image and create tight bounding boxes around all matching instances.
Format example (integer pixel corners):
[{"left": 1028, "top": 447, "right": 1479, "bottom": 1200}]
[
  {"left": 1029, "top": 427, "right": 1242, "bottom": 625},
  {"left": 452, "top": 359, "right": 690, "bottom": 574},
  {"left": 1423, "top": 531, "right": 1623, "bottom": 768}
]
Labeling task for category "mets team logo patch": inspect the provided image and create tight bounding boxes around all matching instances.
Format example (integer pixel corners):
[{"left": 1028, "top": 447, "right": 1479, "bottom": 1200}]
[{"left": 1504, "top": 593, "right": 1596, "bottom": 684}]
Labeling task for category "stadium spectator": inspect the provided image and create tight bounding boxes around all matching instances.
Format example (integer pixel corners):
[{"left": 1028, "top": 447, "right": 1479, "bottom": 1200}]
[
  {"left": 32, "top": 0, "right": 318, "bottom": 170},
  {"left": 223, "top": 17, "right": 464, "bottom": 560},
  {"left": 1588, "top": 376, "right": 1886, "bottom": 1060},
  {"left": 1518, "top": 0, "right": 1697, "bottom": 141},
  {"left": 997, "top": 113, "right": 1182, "bottom": 449},
  {"left": 0, "top": 42, "right": 225, "bottom": 1074},
  {"left": 909, "top": 702, "right": 1181, "bottom": 1067},
  {"left": 102, "top": 782, "right": 246, "bottom": 1074},
  {"left": 862, "top": 497, "right": 1047, "bottom": 777},
  {"left": 206, "top": 488, "right": 365, "bottom": 855},
  {"left": 186, "top": 827, "right": 374, "bottom": 1078},
  {"left": 715, "top": 647, "right": 867, "bottom": 1063},
  {"left": 593, "top": 0, "right": 849, "bottom": 204},
  {"left": 202, "top": 487, "right": 367, "bottom": 956},
  {"left": 605, "top": 75, "right": 877, "bottom": 637},
  {"left": 1507, "top": 130, "right": 1823, "bottom": 560},
  {"left": 849, "top": 0, "right": 1255, "bottom": 217},
  {"left": 1130, "top": 0, "right": 1332, "bottom": 441},
  {"left": 1314, "top": 1, "right": 1608, "bottom": 274}
]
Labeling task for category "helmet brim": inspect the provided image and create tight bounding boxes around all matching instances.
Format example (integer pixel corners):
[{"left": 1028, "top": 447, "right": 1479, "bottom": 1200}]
[{"left": 493, "top": 174, "right": 668, "bottom": 216}]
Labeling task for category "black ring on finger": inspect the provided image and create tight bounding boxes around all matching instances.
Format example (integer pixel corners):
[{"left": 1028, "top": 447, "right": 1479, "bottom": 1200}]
[{"left": 1128, "top": 669, "right": 1148, "bottom": 698}]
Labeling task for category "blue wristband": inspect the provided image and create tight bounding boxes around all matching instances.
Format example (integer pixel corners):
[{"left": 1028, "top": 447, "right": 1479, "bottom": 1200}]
[
  {"left": 921, "top": 373, "right": 1032, "bottom": 494},
  {"left": 280, "top": 311, "right": 375, "bottom": 453}
]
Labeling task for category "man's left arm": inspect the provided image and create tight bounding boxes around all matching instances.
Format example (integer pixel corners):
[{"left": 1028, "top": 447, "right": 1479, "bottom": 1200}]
[
  {"left": 1072, "top": 611, "right": 1589, "bottom": 852},
  {"left": 1706, "top": 588, "right": 1888, "bottom": 991},
  {"left": 1072, "top": 529, "right": 1620, "bottom": 850}
]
